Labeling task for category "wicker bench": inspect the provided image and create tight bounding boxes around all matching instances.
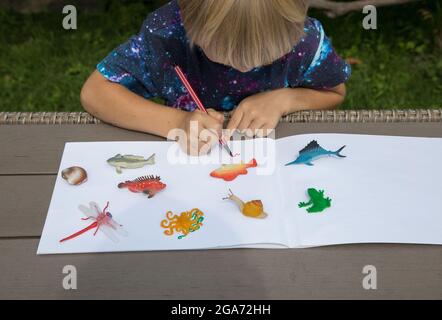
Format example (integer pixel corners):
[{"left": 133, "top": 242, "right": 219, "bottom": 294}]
[
  {"left": 1, "top": 109, "right": 441, "bottom": 299},
  {"left": 1, "top": 109, "right": 442, "bottom": 125}
]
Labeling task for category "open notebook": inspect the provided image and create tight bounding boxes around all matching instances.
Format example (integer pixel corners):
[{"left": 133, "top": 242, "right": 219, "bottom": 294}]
[{"left": 37, "top": 134, "right": 442, "bottom": 254}]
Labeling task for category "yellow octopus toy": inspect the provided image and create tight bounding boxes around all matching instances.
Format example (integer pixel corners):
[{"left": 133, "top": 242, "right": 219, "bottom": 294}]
[{"left": 161, "top": 208, "right": 204, "bottom": 239}]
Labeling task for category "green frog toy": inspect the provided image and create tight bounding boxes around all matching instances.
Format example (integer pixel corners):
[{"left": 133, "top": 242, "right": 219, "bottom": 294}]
[{"left": 298, "top": 188, "right": 332, "bottom": 213}]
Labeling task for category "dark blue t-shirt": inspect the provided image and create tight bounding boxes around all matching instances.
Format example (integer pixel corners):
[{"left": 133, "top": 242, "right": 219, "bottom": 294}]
[{"left": 97, "top": 0, "right": 351, "bottom": 112}]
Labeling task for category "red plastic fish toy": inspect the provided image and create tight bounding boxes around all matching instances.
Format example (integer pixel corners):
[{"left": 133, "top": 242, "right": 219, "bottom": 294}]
[
  {"left": 210, "top": 159, "right": 258, "bottom": 182},
  {"left": 118, "top": 175, "right": 166, "bottom": 198}
]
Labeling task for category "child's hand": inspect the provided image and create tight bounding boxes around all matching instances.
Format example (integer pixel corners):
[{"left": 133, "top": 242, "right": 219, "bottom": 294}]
[
  {"left": 226, "top": 89, "right": 289, "bottom": 138},
  {"left": 179, "top": 109, "right": 225, "bottom": 156}
]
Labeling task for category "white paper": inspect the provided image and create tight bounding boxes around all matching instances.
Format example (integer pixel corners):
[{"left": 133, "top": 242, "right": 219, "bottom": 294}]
[
  {"left": 37, "top": 134, "right": 442, "bottom": 255},
  {"left": 38, "top": 139, "right": 286, "bottom": 254},
  {"left": 277, "top": 134, "right": 442, "bottom": 247}
]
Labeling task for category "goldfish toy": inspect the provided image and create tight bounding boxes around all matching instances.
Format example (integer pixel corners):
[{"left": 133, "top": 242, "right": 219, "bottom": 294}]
[
  {"left": 223, "top": 189, "right": 268, "bottom": 219},
  {"left": 210, "top": 159, "right": 258, "bottom": 181},
  {"left": 118, "top": 175, "right": 166, "bottom": 198}
]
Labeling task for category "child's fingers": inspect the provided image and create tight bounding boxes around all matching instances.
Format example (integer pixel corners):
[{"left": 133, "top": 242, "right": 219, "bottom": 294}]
[
  {"left": 184, "top": 135, "right": 213, "bottom": 156},
  {"left": 254, "top": 127, "right": 270, "bottom": 138},
  {"left": 191, "top": 131, "right": 216, "bottom": 156},
  {"left": 200, "top": 127, "right": 220, "bottom": 146},
  {"left": 236, "top": 112, "right": 253, "bottom": 133},
  {"left": 249, "top": 119, "right": 266, "bottom": 138},
  {"left": 185, "top": 110, "right": 222, "bottom": 155},
  {"left": 188, "top": 111, "right": 221, "bottom": 136},
  {"left": 226, "top": 109, "right": 244, "bottom": 134},
  {"left": 207, "top": 109, "right": 225, "bottom": 123},
  {"left": 178, "top": 135, "right": 199, "bottom": 156},
  {"left": 200, "top": 116, "right": 223, "bottom": 138},
  {"left": 255, "top": 124, "right": 272, "bottom": 138}
]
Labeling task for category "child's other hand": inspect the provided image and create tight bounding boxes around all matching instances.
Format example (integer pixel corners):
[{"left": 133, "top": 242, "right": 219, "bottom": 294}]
[
  {"left": 179, "top": 109, "right": 224, "bottom": 156},
  {"left": 227, "top": 89, "right": 289, "bottom": 138}
]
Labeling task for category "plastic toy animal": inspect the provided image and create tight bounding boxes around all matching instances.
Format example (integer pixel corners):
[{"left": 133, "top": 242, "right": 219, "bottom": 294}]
[
  {"left": 298, "top": 188, "right": 332, "bottom": 213},
  {"left": 107, "top": 153, "right": 155, "bottom": 174},
  {"left": 210, "top": 159, "right": 258, "bottom": 181},
  {"left": 286, "top": 140, "right": 346, "bottom": 166},
  {"left": 161, "top": 209, "right": 204, "bottom": 239},
  {"left": 60, "top": 201, "right": 127, "bottom": 243},
  {"left": 118, "top": 175, "right": 166, "bottom": 198},
  {"left": 223, "top": 189, "right": 268, "bottom": 219}
]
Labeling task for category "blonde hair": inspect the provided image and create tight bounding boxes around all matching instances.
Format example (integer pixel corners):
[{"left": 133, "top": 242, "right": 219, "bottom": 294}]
[{"left": 178, "top": 0, "right": 307, "bottom": 71}]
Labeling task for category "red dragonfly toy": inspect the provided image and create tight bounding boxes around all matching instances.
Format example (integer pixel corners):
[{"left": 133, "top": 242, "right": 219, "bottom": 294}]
[{"left": 60, "top": 201, "right": 128, "bottom": 243}]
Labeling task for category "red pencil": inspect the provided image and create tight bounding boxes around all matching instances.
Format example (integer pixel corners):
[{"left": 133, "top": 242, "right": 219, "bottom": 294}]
[{"left": 174, "top": 65, "right": 234, "bottom": 157}]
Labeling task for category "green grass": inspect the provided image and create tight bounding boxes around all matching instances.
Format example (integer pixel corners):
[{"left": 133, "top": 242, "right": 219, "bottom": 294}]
[
  {"left": 318, "top": 1, "right": 442, "bottom": 109},
  {"left": 0, "top": 0, "right": 441, "bottom": 112}
]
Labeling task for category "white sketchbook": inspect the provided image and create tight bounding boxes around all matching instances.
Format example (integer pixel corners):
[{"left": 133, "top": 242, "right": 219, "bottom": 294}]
[{"left": 37, "top": 134, "right": 442, "bottom": 254}]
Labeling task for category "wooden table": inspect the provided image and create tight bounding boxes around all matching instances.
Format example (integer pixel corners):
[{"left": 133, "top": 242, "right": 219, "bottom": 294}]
[{"left": 1, "top": 122, "right": 442, "bottom": 300}]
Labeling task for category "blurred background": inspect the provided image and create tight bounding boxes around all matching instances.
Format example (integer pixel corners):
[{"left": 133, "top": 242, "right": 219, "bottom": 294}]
[{"left": 0, "top": 0, "right": 441, "bottom": 112}]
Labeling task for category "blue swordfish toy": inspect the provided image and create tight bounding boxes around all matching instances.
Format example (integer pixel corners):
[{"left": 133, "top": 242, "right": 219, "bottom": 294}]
[{"left": 286, "top": 140, "right": 346, "bottom": 166}]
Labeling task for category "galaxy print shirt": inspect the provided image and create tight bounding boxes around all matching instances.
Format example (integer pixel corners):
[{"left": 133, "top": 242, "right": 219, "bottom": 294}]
[{"left": 97, "top": 0, "right": 351, "bottom": 112}]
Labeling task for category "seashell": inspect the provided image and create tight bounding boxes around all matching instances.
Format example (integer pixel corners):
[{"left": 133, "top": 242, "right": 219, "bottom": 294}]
[{"left": 61, "top": 166, "right": 88, "bottom": 186}]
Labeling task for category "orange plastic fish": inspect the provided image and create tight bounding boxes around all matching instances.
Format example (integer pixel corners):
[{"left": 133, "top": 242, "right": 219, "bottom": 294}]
[{"left": 210, "top": 159, "right": 258, "bottom": 181}]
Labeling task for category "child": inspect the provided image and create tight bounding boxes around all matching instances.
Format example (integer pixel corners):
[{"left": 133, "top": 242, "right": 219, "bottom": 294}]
[{"left": 81, "top": 0, "right": 351, "bottom": 155}]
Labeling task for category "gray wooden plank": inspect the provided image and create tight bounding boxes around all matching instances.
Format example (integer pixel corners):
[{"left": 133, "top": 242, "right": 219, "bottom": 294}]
[
  {"left": 1, "top": 123, "right": 441, "bottom": 175},
  {"left": 0, "top": 239, "right": 441, "bottom": 299},
  {"left": 0, "top": 175, "right": 55, "bottom": 237},
  {"left": 0, "top": 124, "right": 163, "bottom": 175}
]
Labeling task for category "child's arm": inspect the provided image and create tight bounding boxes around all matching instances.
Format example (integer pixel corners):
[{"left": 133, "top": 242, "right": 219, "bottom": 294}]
[
  {"left": 227, "top": 84, "right": 346, "bottom": 137},
  {"left": 81, "top": 71, "right": 186, "bottom": 138},
  {"left": 281, "top": 84, "right": 347, "bottom": 111},
  {"left": 81, "top": 70, "right": 224, "bottom": 154}
]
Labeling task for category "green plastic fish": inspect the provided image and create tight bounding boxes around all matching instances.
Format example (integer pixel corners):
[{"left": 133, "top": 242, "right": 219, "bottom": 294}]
[{"left": 107, "top": 153, "right": 155, "bottom": 174}]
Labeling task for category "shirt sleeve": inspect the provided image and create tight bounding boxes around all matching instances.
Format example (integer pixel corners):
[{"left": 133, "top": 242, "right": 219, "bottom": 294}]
[
  {"left": 300, "top": 19, "right": 351, "bottom": 89},
  {"left": 96, "top": 21, "right": 159, "bottom": 99}
]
